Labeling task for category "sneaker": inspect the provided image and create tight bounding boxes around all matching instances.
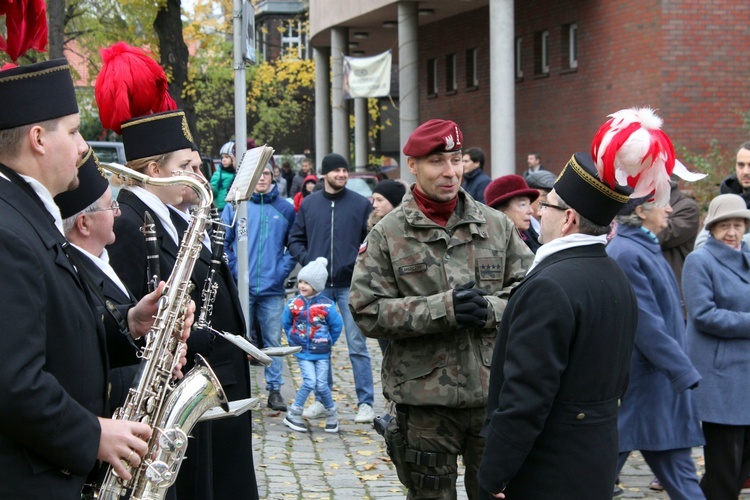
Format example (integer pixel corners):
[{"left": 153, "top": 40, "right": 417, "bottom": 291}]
[
  {"left": 283, "top": 405, "right": 308, "bottom": 432},
  {"left": 324, "top": 405, "right": 339, "bottom": 434},
  {"left": 302, "top": 400, "right": 325, "bottom": 419},
  {"left": 649, "top": 478, "right": 664, "bottom": 492},
  {"left": 354, "top": 403, "right": 375, "bottom": 424},
  {"left": 267, "top": 390, "right": 286, "bottom": 412}
]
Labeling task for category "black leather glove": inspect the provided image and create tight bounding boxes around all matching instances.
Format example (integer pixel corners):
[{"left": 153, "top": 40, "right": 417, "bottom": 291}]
[{"left": 453, "top": 281, "right": 489, "bottom": 328}]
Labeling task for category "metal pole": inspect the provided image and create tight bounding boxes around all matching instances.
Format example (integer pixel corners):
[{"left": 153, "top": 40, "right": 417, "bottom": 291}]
[{"left": 233, "top": 0, "right": 250, "bottom": 335}]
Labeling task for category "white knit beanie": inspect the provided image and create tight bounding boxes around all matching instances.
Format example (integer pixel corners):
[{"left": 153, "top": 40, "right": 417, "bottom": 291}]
[{"left": 297, "top": 257, "right": 328, "bottom": 292}]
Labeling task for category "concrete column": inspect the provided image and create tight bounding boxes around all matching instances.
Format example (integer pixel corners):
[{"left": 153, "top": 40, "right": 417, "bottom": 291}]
[
  {"left": 314, "top": 46, "right": 331, "bottom": 173},
  {"left": 331, "top": 27, "right": 349, "bottom": 160},
  {"left": 490, "top": 0, "right": 516, "bottom": 178},
  {"left": 398, "top": 2, "right": 418, "bottom": 183},
  {"left": 354, "top": 98, "right": 368, "bottom": 171}
]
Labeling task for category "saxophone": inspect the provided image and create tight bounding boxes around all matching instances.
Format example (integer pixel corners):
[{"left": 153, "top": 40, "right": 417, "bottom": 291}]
[{"left": 96, "top": 163, "right": 228, "bottom": 500}]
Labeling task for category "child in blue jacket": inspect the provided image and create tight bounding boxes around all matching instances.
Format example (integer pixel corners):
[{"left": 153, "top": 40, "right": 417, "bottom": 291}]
[{"left": 282, "top": 257, "right": 343, "bottom": 433}]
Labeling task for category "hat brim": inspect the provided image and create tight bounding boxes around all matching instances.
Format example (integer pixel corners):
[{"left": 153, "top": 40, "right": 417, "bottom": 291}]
[
  {"left": 489, "top": 188, "right": 540, "bottom": 208},
  {"left": 705, "top": 210, "right": 750, "bottom": 231}
]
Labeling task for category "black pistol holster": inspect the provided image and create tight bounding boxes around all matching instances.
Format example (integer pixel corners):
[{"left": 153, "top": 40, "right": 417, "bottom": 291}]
[{"left": 373, "top": 412, "right": 413, "bottom": 489}]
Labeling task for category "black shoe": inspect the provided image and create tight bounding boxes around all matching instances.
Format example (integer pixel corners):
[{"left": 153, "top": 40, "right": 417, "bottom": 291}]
[
  {"left": 613, "top": 485, "right": 623, "bottom": 497},
  {"left": 267, "top": 390, "right": 286, "bottom": 411}
]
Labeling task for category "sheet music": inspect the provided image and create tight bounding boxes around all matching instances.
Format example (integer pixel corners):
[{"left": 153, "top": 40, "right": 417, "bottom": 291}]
[{"left": 225, "top": 145, "right": 275, "bottom": 203}]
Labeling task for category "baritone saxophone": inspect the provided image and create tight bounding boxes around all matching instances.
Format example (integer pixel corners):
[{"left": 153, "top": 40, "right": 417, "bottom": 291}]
[{"left": 95, "top": 162, "right": 228, "bottom": 500}]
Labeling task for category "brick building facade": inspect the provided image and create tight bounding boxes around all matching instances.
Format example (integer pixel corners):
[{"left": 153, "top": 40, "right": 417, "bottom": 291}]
[{"left": 412, "top": 1, "right": 750, "bottom": 175}]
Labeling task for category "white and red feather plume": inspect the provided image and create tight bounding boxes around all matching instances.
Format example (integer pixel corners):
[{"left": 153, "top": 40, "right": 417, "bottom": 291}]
[
  {"left": 591, "top": 107, "right": 705, "bottom": 206},
  {"left": 0, "top": 0, "right": 48, "bottom": 63},
  {"left": 94, "top": 42, "right": 177, "bottom": 134}
]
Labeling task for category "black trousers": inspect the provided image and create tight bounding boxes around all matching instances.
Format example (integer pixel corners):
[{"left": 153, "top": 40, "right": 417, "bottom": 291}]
[{"left": 700, "top": 421, "right": 750, "bottom": 500}]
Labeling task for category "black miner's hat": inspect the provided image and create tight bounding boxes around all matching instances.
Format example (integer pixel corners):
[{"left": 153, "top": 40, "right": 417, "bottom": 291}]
[
  {"left": 553, "top": 153, "right": 632, "bottom": 227},
  {"left": 121, "top": 110, "right": 197, "bottom": 162},
  {"left": 55, "top": 146, "right": 110, "bottom": 219},
  {"left": 0, "top": 59, "right": 78, "bottom": 130}
]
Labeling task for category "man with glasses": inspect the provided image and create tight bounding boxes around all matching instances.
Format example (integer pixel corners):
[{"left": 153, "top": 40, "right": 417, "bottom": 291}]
[
  {"left": 349, "top": 119, "right": 533, "bottom": 498},
  {"left": 477, "top": 152, "right": 638, "bottom": 498},
  {"left": 223, "top": 163, "right": 296, "bottom": 412},
  {"left": 55, "top": 147, "right": 152, "bottom": 416}
]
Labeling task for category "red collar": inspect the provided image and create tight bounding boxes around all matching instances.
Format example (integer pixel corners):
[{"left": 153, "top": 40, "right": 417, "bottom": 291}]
[{"left": 412, "top": 187, "right": 457, "bottom": 227}]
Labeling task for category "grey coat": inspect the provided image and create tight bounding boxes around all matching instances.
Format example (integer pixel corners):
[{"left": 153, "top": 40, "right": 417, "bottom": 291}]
[{"left": 683, "top": 236, "right": 750, "bottom": 425}]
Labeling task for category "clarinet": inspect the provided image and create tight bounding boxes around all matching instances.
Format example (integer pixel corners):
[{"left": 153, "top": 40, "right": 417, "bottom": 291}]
[
  {"left": 197, "top": 207, "right": 226, "bottom": 329},
  {"left": 140, "top": 210, "right": 161, "bottom": 293}
]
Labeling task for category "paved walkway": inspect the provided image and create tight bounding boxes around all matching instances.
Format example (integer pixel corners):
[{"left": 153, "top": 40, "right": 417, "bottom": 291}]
[{"left": 249, "top": 334, "right": 749, "bottom": 499}]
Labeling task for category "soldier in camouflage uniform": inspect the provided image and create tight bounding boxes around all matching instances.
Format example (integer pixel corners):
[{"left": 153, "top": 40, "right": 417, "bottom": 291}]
[{"left": 349, "top": 119, "right": 534, "bottom": 499}]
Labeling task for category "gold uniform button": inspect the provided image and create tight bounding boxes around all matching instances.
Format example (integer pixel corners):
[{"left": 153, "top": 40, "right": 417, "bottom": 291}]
[{"left": 576, "top": 413, "right": 585, "bottom": 420}]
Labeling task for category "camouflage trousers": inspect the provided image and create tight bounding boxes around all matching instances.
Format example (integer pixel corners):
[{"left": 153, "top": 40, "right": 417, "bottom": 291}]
[{"left": 401, "top": 405, "right": 486, "bottom": 500}]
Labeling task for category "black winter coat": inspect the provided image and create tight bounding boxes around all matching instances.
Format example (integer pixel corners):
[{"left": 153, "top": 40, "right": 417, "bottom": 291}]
[
  {"left": 0, "top": 173, "right": 106, "bottom": 498},
  {"left": 288, "top": 188, "right": 372, "bottom": 288},
  {"left": 478, "top": 245, "right": 637, "bottom": 499}
]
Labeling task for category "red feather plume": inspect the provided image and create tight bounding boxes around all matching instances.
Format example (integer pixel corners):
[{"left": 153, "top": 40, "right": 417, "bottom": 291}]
[
  {"left": 591, "top": 108, "right": 704, "bottom": 206},
  {"left": 94, "top": 42, "right": 177, "bottom": 134},
  {"left": 0, "top": 0, "right": 48, "bottom": 63}
]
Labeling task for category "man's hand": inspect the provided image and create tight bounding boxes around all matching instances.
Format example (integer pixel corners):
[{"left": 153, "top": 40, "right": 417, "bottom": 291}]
[
  {"left": 126, "top": 283, "right": 195, "bottom": 342},
  {"left": 127, "top": 281, "right": 166, "bottom": 339},
  {"left": 172, "top": 344, "right": 188, "bottom": 380},
  {"left": 453, "top": 280, "right": 489, "bottom": 328},
  {"left": 97, "top": 418, "right": 152, "bottom": 481}
]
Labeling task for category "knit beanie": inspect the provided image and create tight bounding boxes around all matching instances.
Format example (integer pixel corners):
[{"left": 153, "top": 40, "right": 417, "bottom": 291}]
[
  {"left": 321, "top": 153, "right": 348, "bottom": 175},
  {"left": 297, "top": 257, "right": 329, "bottom": 292},
  {"left": 372, "top": 179, "right": 407, "bottom": 208}
]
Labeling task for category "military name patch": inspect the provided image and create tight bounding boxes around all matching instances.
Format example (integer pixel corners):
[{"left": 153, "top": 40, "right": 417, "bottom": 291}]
[{"left": 398, "top": 263, "right": 428, "bottom": 275}]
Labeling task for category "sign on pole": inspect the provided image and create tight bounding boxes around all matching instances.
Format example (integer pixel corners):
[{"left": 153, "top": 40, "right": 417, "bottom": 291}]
[{"left": 242, "top": 0, "right": 256, "bottom": 64}]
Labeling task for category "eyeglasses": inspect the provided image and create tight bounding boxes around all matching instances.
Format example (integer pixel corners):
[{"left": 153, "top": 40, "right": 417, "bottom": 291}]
[
  {"left": 260, "top": 171, "right": 273, "bottom": 177},
  {"left": 90, "top": 200, "right": 120, "bottom": 214},
  {"left": 538, "top": 201, "right": 568, "bottom": 212}
]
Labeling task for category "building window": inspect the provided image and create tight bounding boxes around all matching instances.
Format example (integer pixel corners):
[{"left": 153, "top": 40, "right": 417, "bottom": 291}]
[
  {"left": 567, "top": 23, "right": 578, "bottom": 69},
  {"left": 535, "top": 30, "right": 550, "bottom": 76},
  {"left": 515, "top": 37, "right": 523, "bottom": 79},
  {"left": 259, "top": 23, "right": 267, "bottom": 61},
  {"left": 281, "top": 20, "right": 308, "bottom": 59},
  {"left": 446, "top": 53, "right": 457, "bottom": 93},
  {"left": 427, "top": 58, "right": 437, "bottom": 97},
  {"left": 466, "top": 48, "right": 478, "bottom": 89}
]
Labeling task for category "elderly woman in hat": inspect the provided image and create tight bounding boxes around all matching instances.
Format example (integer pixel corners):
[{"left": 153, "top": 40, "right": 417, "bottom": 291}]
[
  {"left": 682, "top": 193, "right": 750, "bottom": 499},
  {"left": 484, "top": 174, "right": 541, "bottom": 252},
  {"left": 606, "top": 196, "right": 704, "bottom": 499}
]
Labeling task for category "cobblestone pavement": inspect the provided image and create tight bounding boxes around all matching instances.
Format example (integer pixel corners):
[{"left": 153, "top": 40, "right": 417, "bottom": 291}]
[{"left": 249, "top": 334, "right": 749, "bottom": 499}]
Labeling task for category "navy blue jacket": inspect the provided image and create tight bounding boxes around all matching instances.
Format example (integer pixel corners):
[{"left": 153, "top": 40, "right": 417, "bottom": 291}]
[
  {"left": 462, "top": 167, "right": 491, "bottom": 204},
  {"left": 288, "top": 187, "right": 372, "bottom": 288}
]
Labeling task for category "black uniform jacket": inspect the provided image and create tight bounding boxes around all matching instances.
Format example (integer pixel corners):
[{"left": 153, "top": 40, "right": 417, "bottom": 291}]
[
  {"left": 168, "top": 208, "right": 258, "bottom": 500},
  {"left": 107, "top": 188, "right": 257, "bottom": 499},
  {"left": 478, "top": 245, "right": 637, "bottom": 499},
  {"left": 67, "top": 246, "right": 142, "bottom": 413},
  {"left": 0, "top": 172, "right": 106, "bottom": 498}
]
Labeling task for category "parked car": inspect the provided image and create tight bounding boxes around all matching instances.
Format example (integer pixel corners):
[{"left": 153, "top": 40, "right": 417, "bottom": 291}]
[
  {"left": 348, "top": 173, "right": 379, "bottom": 199},
  {"left": 90, "top": 141, "right": 126, "bottom": 164}
]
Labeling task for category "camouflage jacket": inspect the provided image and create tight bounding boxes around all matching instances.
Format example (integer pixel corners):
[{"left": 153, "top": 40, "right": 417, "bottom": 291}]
[{"left": 349, "top": 188, "right": 533, "bottom": 408}]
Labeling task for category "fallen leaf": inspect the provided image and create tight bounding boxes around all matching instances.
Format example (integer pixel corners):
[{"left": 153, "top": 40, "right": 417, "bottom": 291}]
[{"left": 357, "top": 450, "right": 373, "bottom": 457}]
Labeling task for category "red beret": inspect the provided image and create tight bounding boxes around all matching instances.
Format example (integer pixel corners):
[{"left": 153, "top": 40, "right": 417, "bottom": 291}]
[{"left": 403, "top": 119, "right": 463, "bottom": 157}]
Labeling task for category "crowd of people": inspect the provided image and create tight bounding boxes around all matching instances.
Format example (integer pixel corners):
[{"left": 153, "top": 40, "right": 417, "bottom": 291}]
[{"left": 4, "top": 30, "right": 750, "bottom": 500}]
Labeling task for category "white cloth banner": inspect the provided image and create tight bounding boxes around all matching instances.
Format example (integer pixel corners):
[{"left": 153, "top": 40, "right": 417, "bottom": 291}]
[{"left": 343, "top": 50, "right": 392, "bottom": 99}]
